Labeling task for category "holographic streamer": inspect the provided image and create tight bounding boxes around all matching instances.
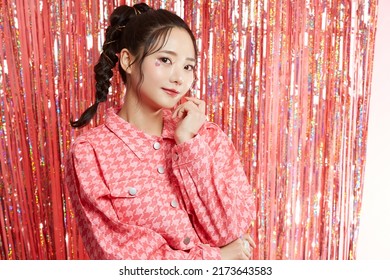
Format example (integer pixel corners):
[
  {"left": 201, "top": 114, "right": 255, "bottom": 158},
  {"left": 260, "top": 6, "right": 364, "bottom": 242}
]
[{"left": 0, "top": 0, "right": 378, "bottom": 260}]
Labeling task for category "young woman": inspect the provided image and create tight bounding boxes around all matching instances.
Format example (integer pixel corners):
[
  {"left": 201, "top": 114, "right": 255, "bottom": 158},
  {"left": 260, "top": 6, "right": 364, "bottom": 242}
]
[{"left": 66, "top": 3, "right": 255, "bottom": 260}]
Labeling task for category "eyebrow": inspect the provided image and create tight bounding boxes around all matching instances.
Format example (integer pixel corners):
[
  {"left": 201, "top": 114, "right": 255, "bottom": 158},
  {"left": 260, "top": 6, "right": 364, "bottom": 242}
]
[{"left": 159, "top": 50, "right": 196, "bottom": 62}]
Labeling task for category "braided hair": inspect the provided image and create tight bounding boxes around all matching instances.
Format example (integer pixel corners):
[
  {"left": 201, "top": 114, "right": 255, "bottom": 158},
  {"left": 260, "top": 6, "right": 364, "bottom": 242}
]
[{"left": 70, "top": 3, "right": 198, "bottom": 128}]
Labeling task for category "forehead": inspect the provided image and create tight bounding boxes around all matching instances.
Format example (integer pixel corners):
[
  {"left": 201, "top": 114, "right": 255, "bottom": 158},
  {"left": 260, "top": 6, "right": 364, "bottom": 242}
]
[{"left": 157, "top": 27, "right": 196, "bottom": 58}]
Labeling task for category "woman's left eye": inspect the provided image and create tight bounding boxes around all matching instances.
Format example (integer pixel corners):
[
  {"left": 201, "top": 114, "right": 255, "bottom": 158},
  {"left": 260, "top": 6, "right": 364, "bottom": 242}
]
[{"left": 184, "top": 65, "right": 195, "bottom": 71}]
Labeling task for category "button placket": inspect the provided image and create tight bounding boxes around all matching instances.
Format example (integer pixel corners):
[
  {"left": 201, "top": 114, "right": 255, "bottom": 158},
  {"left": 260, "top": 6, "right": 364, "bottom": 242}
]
[{"left": 153, "top": 140, "right": 166, "bottom": 175}]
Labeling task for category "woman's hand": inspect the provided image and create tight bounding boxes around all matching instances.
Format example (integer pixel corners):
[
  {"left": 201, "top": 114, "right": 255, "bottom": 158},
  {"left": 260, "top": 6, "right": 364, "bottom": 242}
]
[
  {"left": 172, "top": 97, "right": 206, "bottom": 144},
  {"left": 220, "top": 234, "right": 256, "bottom": 260}
]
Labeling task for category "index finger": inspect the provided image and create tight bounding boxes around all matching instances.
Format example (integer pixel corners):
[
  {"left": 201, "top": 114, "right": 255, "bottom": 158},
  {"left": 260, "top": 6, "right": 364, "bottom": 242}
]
[{"left": 184, "top": 97, "right": 206, "bottom": 113}]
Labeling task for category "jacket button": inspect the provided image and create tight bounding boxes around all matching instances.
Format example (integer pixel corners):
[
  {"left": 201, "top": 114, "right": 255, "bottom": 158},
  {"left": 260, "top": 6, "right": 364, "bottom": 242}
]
[
  {"left": 170, "top": 200, "right": 178, "bottom": 208},
  {"left": 157, "top": 166, "right": 165, "bottom": 174},
  {"left": 153, "top": 142, "right": 161, "bottom": 150},
  {"left": 183, "top": 237, "right": 190, "bottom": 245},
  {"left": 128, "top": 187, "right": 137, "bottom": 196}
]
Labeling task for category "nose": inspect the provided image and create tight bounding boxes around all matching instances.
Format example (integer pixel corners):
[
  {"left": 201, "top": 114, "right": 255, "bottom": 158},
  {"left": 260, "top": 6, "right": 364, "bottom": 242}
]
[{"left": 169, "top": 67, "right": 183, "bottom": 85}]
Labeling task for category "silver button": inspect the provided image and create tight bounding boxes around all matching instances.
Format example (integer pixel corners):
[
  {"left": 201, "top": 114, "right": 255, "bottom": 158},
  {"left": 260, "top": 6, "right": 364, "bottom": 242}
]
[
  {"left": 157, "top": 166, "right": 165, "bottom": 174},
  {"left": 183, "top": 237, "right": 190, "bottom": 245},
  {"left": 153, "top": 142, "right": 161, "bottom": 150},
  {"left": 170, "top": 200, "right": 178, "bottom": 208},
  {"left": 128, "top": 187, "right": 137, "bottom": 196}
]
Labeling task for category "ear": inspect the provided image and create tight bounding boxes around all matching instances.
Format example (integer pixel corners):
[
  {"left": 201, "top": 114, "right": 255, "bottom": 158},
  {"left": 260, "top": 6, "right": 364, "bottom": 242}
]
[{"left": 119, "top": 48, "right": 134, "bottom": 74}]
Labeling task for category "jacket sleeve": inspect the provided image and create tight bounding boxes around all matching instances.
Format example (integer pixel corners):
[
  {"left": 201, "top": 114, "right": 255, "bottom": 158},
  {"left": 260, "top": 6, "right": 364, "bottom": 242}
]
[
  {"left": 65, "top": 138, "right": 220, "bottom": 260},
  {"left": 171, "top": 122, "right": 255, "bottom": 247}
]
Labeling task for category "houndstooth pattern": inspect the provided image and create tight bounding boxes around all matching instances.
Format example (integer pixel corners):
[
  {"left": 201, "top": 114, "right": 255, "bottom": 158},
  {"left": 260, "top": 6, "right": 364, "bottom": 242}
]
[{"left": 65, "top": 107, "right": 254, "bottom": 259}]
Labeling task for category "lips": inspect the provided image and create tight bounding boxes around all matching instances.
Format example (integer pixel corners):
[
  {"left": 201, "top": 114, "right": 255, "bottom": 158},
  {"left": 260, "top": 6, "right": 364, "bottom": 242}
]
[{"left": 162, "top": 87, "right": 180, "bottom": 97}]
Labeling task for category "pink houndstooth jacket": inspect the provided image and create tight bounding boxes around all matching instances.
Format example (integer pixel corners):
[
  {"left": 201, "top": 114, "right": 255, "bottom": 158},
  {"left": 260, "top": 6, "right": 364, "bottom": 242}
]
[{"left": 65, "top": 107, "right": 254, "bottom": 259}]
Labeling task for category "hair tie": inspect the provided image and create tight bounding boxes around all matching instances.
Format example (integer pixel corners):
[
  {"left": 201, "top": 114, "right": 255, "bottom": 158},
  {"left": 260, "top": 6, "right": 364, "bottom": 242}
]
[
  {"left": 103, "top": 40, "right": 117, "bottom": 47},
  {"left": 102, "top": 52, "right": 115, "bottom": 66},
  {"left": 96, "top": 97, "right": 106, "bottom": 104},
  {"left": 133, "top": 6, "right": 141, "bottom": 15},
  {"left": 115, "top": 25, "right": 126, "bottom": 31}
]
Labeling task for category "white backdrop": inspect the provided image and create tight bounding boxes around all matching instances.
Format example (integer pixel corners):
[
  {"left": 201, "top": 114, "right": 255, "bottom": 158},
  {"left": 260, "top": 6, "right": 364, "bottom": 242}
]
[{"left": 357, "top": 0, "right": 390, "bottom": 260}]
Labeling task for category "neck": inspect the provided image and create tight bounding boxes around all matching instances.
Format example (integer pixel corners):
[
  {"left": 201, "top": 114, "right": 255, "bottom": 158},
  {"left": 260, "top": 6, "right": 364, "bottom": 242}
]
[{"left": 118, "top": 97, "right": 164, "bottom": 137}]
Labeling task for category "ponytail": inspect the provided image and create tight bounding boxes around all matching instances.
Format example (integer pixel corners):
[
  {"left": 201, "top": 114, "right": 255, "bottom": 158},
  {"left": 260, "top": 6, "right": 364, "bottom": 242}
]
[{"left": 70, "top": 3, "right": 150, "bottom": 128}]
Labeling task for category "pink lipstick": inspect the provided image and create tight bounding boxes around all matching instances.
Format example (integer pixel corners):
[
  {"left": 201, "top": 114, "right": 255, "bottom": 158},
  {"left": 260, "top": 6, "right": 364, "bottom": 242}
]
[{"left": 162, "top": 88, "right": 179, "bottom": 97}]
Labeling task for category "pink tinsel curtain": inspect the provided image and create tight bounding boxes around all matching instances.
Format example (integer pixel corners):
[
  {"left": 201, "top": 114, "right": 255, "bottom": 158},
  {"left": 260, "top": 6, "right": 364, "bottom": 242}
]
[{"left": 0, "top": 0, "right": 378, "bottom": 260}]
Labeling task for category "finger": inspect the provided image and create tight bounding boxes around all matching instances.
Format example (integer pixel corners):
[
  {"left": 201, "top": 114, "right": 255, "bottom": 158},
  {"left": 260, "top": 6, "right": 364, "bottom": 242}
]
[
  {"left": 172, "top": 101, "right": 199, "bottom": 118},
  {"left": 184, "top": 96, "right": 201, "bottom": 103},
  {"left": 238, "top": 237, "right": 250, "bottom": 259},
  {"left": 243, "top": 239, "right": 250, "bottom": 252},
  {"left": 172, "top": 103, "right": 192, "bottom": 118},
  {"left": 241, "top": 233, "right": 256, "bottom": 248},
  {"left": 172, "top": 104, "right": 183, "bottom": 118},
  {"left": 242, "top": 241, "right": 251, "bottom": 259},
  {"left": 246, "top": 235, "right": 256, "bottom": 249},
  {"left": 184, "top": 96, "right": 205, "bottom": 107},
  {"left": 184, "top": 97, "right": 206, "bottom": 113}
]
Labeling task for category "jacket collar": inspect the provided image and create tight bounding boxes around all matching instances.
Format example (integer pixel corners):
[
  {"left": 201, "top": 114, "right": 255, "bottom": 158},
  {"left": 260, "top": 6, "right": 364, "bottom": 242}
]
[{"left": 104, "top": 107, "right": 177, "bottom": 160}]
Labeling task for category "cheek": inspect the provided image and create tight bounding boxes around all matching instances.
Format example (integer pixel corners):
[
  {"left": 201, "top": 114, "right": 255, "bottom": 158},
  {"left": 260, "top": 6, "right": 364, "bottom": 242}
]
[
  {"left": 143, "top": 62, "right": 165, "bottom": 81},
  {"left": 184, "top": 74, "right": 195, "bottom": 88}
]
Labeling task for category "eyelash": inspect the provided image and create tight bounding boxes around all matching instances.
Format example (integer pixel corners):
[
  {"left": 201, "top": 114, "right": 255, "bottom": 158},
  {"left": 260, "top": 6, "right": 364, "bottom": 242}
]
[
  {"left": 158, "top": 57, "right": 195, "bottom": 71},
  {"left": 184, "top": 65, "right": 195, "bottom": 71},
  {"left": 160, "top": 57, "right": 171, "bottom": 64}
]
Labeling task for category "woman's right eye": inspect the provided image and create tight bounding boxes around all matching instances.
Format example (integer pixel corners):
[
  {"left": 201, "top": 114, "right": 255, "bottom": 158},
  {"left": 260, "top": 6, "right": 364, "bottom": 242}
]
[{"left": 159, "top": 57, "right": 171, "bottom": 64}]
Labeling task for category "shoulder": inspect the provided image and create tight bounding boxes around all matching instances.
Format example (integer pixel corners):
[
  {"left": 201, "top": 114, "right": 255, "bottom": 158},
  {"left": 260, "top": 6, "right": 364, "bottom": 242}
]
[{"left": 70, "top": 124, "right": 109, "bottom": 153}]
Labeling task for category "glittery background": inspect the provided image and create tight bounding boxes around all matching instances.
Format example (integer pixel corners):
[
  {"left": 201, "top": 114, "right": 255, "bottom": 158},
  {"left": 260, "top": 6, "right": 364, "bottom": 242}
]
[{"left": 0, "top": 0, "right": 378, "bottom": 260}]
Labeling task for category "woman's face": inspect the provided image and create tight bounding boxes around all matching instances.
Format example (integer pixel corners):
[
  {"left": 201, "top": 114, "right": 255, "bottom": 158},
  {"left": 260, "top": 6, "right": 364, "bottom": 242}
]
[{"left": 129, "top": 27, "right": 196, "bottom": 111}]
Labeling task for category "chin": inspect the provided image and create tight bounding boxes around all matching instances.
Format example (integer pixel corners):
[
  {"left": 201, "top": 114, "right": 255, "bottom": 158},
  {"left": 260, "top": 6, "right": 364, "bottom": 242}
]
[
  {"left": 164, "top": 103, "right": 179, "bottom": 110},
  {"left": 164, "top": 98, "right": 182, "bottom": 109}
]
